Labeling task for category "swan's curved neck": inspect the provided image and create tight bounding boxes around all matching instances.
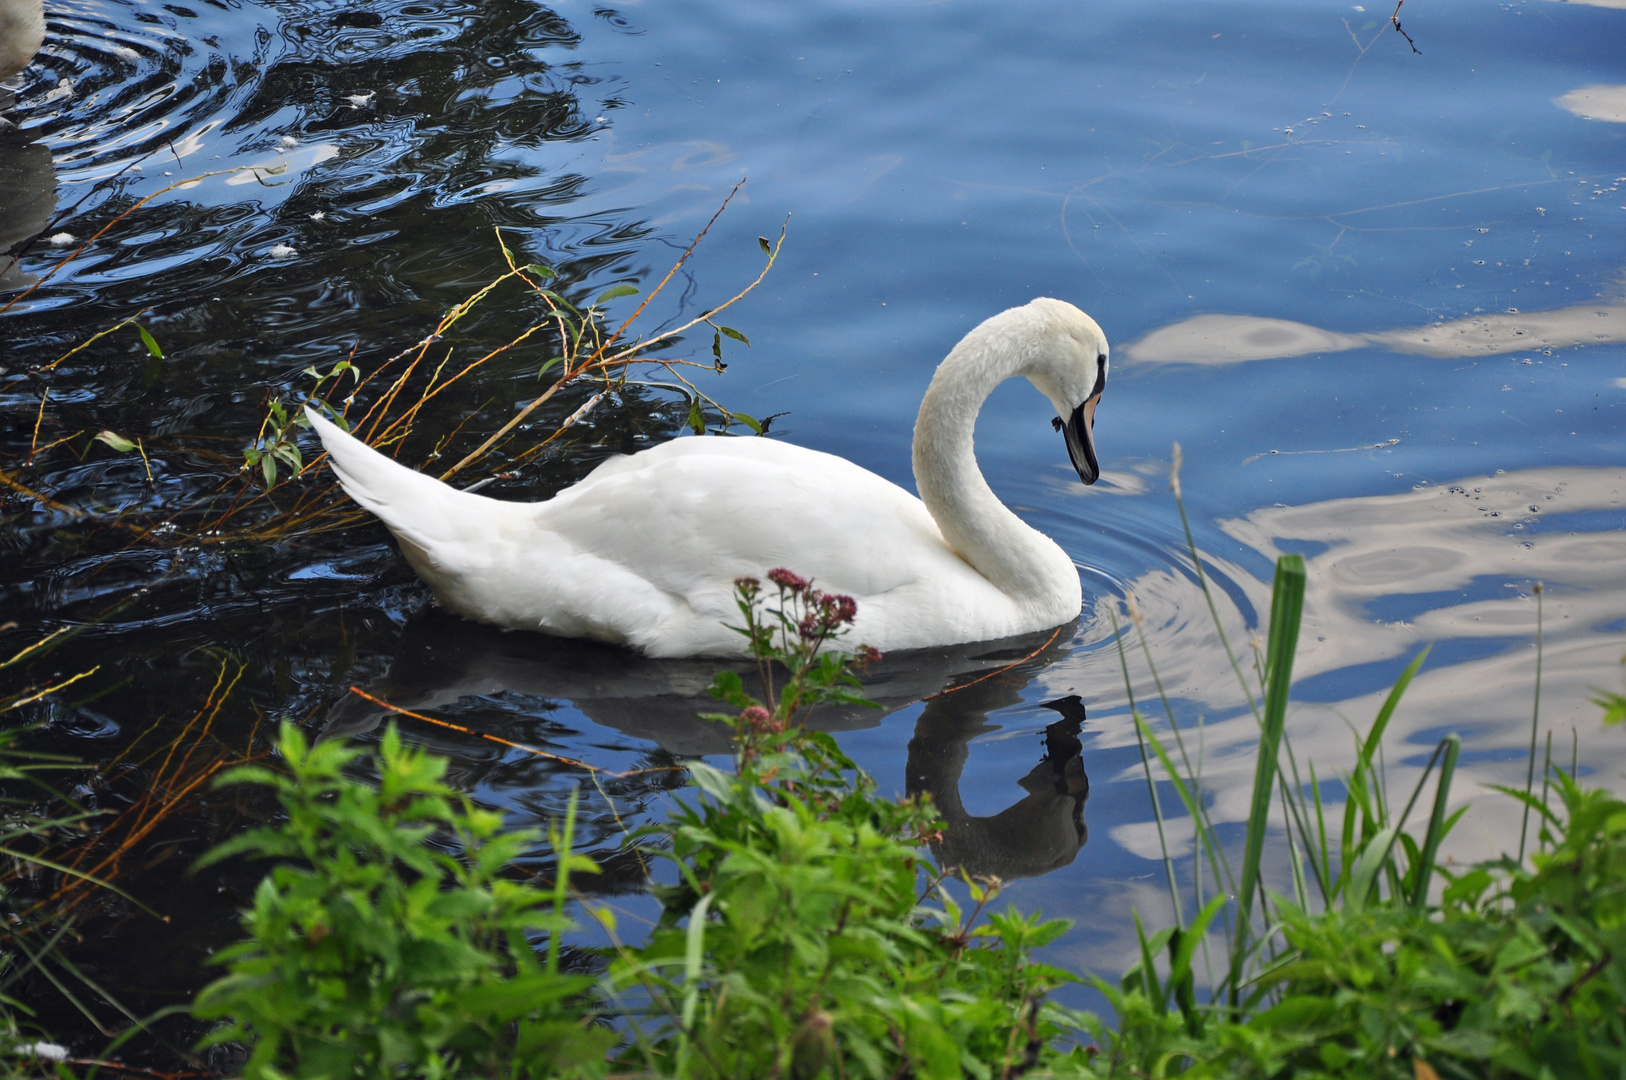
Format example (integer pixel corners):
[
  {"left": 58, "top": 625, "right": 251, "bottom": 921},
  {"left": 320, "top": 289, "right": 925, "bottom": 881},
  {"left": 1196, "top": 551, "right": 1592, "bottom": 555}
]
[{"left": 911, "top": 321, "right": 1074, "bottom": 606}]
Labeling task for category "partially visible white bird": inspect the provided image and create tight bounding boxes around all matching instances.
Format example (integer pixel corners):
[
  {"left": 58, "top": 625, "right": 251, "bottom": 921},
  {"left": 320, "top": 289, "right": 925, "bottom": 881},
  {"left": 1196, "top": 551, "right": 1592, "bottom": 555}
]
[
  {"left": 305, "top": 298, "right": 1109, "bottom": 657},
  {"left": 0, "top": 0, "right": 45, "bottom": 85}
]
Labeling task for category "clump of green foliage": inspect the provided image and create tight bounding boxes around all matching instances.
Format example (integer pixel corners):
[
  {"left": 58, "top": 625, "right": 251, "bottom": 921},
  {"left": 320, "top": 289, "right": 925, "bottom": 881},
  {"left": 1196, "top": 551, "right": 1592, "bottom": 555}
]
[
  {"left": 601, "top": 569, "right": 1080, "bottom": 1078},
  {"left": 190, "top": 726, "right": 614, "bottom": 1078},
  {"left": 191, "top": 570, "right": 1083, "bottom": 1079},
  {"left": 1068, "top": 766, "right": 1626, "bottom": 1079}
]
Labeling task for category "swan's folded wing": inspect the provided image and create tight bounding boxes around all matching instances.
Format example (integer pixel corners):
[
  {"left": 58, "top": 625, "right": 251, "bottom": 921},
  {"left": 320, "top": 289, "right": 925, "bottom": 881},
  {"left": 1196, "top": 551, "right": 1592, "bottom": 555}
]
[{"left": 537, "top": 437, "right": 1007, "bottom": 650}]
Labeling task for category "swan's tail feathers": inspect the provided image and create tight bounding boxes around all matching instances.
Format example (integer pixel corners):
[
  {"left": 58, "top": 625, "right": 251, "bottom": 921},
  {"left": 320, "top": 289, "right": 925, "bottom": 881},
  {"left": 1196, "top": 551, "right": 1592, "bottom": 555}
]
[{"left": 303, "top": 406, "right": 501, "bottom": 560}]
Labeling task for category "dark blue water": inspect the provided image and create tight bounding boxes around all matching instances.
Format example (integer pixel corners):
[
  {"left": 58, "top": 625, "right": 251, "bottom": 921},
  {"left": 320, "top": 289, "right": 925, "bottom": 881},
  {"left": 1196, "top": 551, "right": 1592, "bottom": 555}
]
[{"left": 2, "top": 0, "right": 1624, "bottom": 1054}]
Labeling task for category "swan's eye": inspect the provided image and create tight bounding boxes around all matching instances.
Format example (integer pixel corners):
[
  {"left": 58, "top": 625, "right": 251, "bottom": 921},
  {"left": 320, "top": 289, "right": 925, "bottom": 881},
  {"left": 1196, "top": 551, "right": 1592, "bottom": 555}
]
[{"left": 1090, "top": 353, "right": 1107, "bottom": 397}]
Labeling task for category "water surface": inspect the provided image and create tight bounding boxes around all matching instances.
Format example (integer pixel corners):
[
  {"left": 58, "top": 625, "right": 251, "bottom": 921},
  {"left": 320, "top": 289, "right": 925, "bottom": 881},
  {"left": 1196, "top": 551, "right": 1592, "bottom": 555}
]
[{"left": 2, "top": 0, "right": 1624, "bottom": 1054}]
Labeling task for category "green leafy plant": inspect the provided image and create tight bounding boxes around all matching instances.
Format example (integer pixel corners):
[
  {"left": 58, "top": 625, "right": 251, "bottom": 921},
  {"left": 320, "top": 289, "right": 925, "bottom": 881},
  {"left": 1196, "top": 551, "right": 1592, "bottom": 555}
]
[
  {"left": 192, "top": 573, "right": 1089, "bottom": 1079},
  {"left": 243, "top": 361, "right": 357, "bottom": 488},
  {"left": 600, "top": 571, "right": 1084, "bottom": 1079},
  {"left": 191, "top": 723, "right": 613, "bottom": 1079},
  {"left": 1065, "top": 754, "right": 1626, "bottom": 1080}
]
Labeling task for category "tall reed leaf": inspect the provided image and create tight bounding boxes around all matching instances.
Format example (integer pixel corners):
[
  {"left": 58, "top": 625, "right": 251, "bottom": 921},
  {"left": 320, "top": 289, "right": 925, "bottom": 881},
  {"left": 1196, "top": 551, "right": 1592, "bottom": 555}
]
[
  {"left": 1411, "top": 733, "right": 1461, "bottom": 909},
  {"left": 1230, "top": 554, "right": 1305, "bottom": 1004}
]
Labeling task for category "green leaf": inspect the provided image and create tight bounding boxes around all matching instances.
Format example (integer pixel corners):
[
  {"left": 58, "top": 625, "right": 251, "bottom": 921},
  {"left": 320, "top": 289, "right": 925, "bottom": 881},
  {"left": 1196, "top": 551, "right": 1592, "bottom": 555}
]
[
  {"left": 687, "top": 398, "right": 704, "bottom": 434},
  {"left": 94, "top": 430, "right": 136, "bottom": 453},
  {"left": 717, "top": 325, "right": 750, "bottom": 346},
  {"left": 273, "top": 444, "right": 303, "bottom": 472},
  {"left": 538, "top": 356, "right": 564, "bottom": 380},
  {"left": 732, "top": 411, "right": 763, "bottom": 434},
  {"left": 134, "top": 323, "right": 163, "bottom": 359},
  {"left": 523, "top": 263, "right": 556, "bottom": 279},
  {"left": 758, "top": 235, "right": 771, "bottom": 254},
  {"left": 1345, "top": 824, "right": 1398, "bottom": 913},
  {"left": 539, "top": 289, "right": 579, "bottom": 313},
  {"left": 680, "top": 893, "right": 714, "bottom": 1030},
  {"left": 594, "top": 283, "right": 639, "bottom": 304},
  {"left": 708, "top": 670, "right": 751, "bottom": 707},
  {"left": 261, "top": 454, "right": 277, "bottom": 486}
]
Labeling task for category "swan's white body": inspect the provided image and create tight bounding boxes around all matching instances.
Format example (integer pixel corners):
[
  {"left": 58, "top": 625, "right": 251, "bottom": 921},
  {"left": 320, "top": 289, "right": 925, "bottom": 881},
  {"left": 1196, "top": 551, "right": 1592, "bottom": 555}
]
[
  {"left": 0, "top": 0, "right": 45, "bottom": 85},
  {"left": 307, "top": 297, "right": 1109, "bottom": 657}
]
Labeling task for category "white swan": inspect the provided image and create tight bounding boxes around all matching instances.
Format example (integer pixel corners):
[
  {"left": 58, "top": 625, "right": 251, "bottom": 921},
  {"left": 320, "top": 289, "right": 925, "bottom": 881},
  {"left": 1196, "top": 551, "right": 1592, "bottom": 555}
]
[
  {"left": 0, "top": 0, "right": 45, "bottom": 85},
  {"left": 305, "top": 297, "right": 1109, "bottom": 657}
]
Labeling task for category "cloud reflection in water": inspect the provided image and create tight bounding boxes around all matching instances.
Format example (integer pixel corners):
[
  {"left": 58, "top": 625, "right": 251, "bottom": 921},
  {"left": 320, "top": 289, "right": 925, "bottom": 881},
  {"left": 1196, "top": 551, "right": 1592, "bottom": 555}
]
[
  {"left": 1122, "top": 276, "right": 1626, "bottom": 366},
  {"left": 1046, "top": 465, "right": 1626, "bottom": 870}
]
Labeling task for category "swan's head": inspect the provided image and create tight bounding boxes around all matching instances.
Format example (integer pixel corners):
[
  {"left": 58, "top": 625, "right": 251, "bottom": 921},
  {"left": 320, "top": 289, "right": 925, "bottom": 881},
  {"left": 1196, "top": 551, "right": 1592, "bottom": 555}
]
[{"left": 1019, "top": 298, "right": 1108, "bottom": 486}]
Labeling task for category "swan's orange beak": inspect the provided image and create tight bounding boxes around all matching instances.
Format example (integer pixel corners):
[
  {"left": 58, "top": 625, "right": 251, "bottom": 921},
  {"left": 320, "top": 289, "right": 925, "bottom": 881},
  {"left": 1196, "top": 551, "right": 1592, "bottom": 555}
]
[{"left": 1058, "top": 391, "right": 1101, "bottom": 485}]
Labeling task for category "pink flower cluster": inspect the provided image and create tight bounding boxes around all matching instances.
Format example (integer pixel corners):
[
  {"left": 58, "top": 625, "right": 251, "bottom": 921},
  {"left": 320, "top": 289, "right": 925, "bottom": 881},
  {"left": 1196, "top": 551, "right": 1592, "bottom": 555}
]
[
  {"left": 738, "top": 704, "right": 784, "bottom": 735},
  {"left": 797, "top": 592, "right": 857, "bottom": 643},
  {"left": 759, "top": 567, "right": 859, "bottom": 644},
  {"left": 766, "top": 567, "right": 809, "bottom": 592}
]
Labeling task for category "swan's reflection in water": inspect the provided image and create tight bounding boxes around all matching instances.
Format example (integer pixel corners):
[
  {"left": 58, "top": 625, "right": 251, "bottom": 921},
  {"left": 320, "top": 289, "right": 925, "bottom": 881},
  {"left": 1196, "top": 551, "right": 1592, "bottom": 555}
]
[
  {"left": 325, "top": 610, "right": 1091, "bottom": 883},
  {"left": 908, "top": 693, "right": 1089, "bottom": 881}
]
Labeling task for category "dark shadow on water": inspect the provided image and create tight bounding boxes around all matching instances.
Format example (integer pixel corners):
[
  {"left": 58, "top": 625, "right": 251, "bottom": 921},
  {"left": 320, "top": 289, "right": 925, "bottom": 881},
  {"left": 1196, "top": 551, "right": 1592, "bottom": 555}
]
[
  {"left": 0, "top": 134, "right": 54, "bottom": 292},
  {"left": 324, "top": 606, "right": 1090, "bottom": 881}
]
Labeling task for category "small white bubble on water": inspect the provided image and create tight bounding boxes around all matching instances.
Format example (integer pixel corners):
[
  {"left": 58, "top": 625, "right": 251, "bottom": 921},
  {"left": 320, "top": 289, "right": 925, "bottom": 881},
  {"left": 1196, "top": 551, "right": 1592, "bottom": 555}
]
[
  {"left": 48, "top": 233, "right": 76, "bottom": 247},
  {"left": 268, "top": 244, "right": 297, "bottom": 259}
]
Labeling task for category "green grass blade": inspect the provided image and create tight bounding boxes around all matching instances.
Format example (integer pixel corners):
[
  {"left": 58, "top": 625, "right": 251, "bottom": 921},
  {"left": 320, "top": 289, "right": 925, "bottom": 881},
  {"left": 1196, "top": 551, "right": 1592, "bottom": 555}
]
[
  {"left": 1111, "top": 609, "right": 1184, "bottom": 929},
  {"left": 1411, "top": 734, "right": 1460, "bottom": 910},
  {"left": 1170, "top": 447, "right": 1263, "bottom": 725},
  {"left": 1231, "top": 555, "right": 1304, "bottom": 1003},
  {"left": 1519, "top": 584, "right": 1545, "bottom": 864},
  {"left": 1359, "top": 646, "right": 1429, "bottom": 779},
  {"left": 1278, "top": 739, "right": 1332, "bottom": 909},
  {"left": 1345, "top": 824, "right": 1400, "bottom": 914},
  {"left": 1133, "top": 911, "right": 1166, "bottom": 1013},
  {"left": 1308, "top": 759, "right": 1334, "bottom": 910},
  {"left": 1135, "top": 711, "right": 1236, "bottom": 901}
]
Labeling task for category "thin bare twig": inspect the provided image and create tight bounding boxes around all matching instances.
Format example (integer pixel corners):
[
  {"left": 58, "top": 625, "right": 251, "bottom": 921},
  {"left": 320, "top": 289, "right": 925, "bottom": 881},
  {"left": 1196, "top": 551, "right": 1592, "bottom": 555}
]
[
  {"left": 440, "top": 180, "right": 762, "bottom": 479},
  {"left": 1390, "top": 0, "right": 1420, "bottom": 54}
]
